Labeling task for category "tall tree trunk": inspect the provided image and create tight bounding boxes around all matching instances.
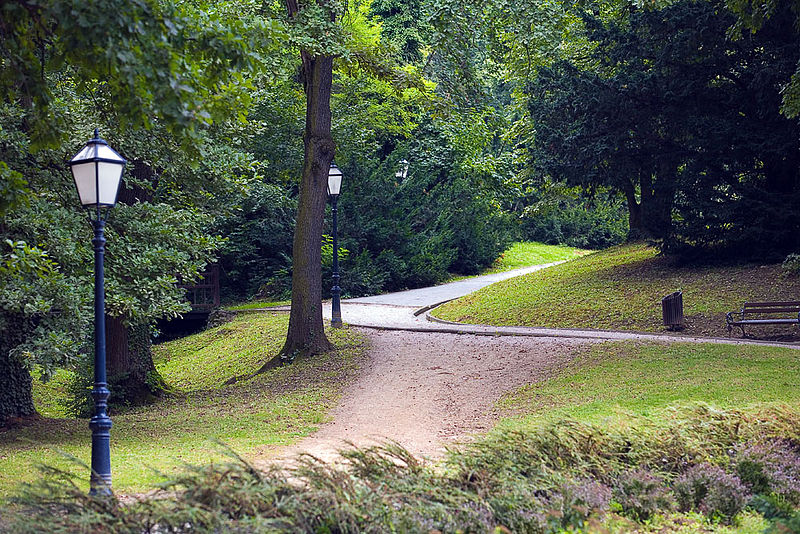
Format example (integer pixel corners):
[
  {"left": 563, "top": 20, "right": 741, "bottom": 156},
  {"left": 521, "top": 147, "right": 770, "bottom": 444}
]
[
  {"left": 106, "top": 314, "right": 165, "bottom": 406},
  {"left": 622, "top": 179, "right": 644, "bottom": 239},
  {"left": 279, "top": 48, "right": 336, "bottom": 359},
  {"left": 0, "top": 313, "right": 36, "bottom": 425},
  {"left": 648, "top": 164, "right": 676, "bottom": 240},
  {"left": 0, "top": 353, "right": 35, "bottom": 425}
]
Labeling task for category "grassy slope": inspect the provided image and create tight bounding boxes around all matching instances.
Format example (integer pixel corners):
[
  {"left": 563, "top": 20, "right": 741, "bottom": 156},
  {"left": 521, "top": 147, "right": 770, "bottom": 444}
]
[
  {"left": 497, "top": 340, "right": 800, "bottom": 431},
  {"left": 223, "top": 300, "right": 290, "bottom": 311},
  {"left": 445, "top": 241, "right": 590, "bottom": 283},
  {"left": 484, "top": 241, "right": 591, "bottom": 273},
  {"left": 433, "top": 242, "right": 800, "bottom": 337},
  {"left": 482, "top": 339, "right": 800, "bottom": 533},
  {"left": 0, "top": 313, "right": 365, "bottom": 498}
]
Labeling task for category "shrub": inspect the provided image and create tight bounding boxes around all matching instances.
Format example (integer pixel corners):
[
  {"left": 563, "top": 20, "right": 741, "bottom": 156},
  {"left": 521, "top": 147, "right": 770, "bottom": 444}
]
[
  {"left": 783, "top": 254, "right": 800, "bottom": 277},
  {"left": 546, "top": 478, "right": 612, "bottom": 530},
  {"left": 338, "top": 250, "right": 389, "bottom": 298},
  {"left": 674, "top": 463, "right": 749, "bottom": 523},
  {"left": 750, "top": 494, "right": 797, "bottom": 522},
  {"left": 520, "top": 193, "right": 628, "bottom": 249},
  {"left": 766, "top": 510, "right": 800, "bottom": 534},
  {"left": 613, "top": 468, "right": 674, "bottom": 521},
  {"left": 10, "top": 406, "right": 800, "bottom": 533},
  {"left": 735, "top": 440, "right": 800, "bottom": 502}
]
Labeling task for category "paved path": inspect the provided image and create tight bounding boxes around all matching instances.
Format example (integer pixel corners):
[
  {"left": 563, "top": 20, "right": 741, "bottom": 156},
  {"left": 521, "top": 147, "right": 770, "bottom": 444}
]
[
  {"left": 260, "top": 260, "right": 799, "bottom": 465},
  {"left": 316, "top": 262, "right": 800, "bottom": 349},
  {"left": 346, "top": 262, "right": 565, "bottom": 307},
  {"left": 258, "top": 261, "right": 800, "bottom": 348}
]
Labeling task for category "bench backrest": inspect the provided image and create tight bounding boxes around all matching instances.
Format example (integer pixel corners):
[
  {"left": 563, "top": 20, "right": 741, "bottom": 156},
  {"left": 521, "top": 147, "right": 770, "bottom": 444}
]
[{"left": 743, "top": 301, "right": 800, "bottom": 314}]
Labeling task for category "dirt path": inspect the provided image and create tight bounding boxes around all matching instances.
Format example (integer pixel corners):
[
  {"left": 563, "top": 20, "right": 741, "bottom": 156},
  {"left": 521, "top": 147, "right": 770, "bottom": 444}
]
[{"left": 269, "top": 329, "right": 594, "bottom": 463}]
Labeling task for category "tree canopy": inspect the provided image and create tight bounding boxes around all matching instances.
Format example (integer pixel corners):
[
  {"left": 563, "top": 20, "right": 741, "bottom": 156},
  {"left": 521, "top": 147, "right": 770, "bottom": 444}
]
[{"left": 2, "top": 0, "right": 800, "bottom": 423}]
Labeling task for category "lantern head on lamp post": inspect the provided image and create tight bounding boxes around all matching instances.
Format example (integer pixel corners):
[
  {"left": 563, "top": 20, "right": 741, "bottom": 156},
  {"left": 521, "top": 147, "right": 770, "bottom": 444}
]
[
  {"left": 328, "top": 163, "right": 343, "bottom": 328},
  {"left": 69, "top": 129, "right": 125, "bottom": 495},
  {"left": 395, "top": 159, "right": 409, "bottom": 181}
]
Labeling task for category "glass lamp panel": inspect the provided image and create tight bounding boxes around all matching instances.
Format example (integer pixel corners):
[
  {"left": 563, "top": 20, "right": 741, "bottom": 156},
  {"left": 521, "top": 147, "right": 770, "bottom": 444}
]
[
  {"left": 70, "top": 145, "right": 92, "bottom": 163},
  {"left": 328, "top": 165, "right": 343, "bottom": 196},
  {"left": 327, "top": 175, "right": 342, "bottom": 196},
  {"left": 72, "top": 162, "right": 98, "bottom": 206},
  {"left": 95, "top": 144, "right": 125, "bottom": 163},
  {"left": 97, "top": 162, "right": 124, "bottom": 205}
]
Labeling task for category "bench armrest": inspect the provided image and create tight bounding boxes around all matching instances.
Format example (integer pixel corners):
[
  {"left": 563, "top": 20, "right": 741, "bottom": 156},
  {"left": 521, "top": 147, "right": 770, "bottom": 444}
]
[{"left": 726, "top": 310, "right": 743, "bottom": 325}]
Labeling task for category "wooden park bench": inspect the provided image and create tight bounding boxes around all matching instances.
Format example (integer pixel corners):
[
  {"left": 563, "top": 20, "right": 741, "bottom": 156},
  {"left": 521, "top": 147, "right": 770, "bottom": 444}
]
[{"left": 726, "top": 301, "right": 800, "bottom": 336}]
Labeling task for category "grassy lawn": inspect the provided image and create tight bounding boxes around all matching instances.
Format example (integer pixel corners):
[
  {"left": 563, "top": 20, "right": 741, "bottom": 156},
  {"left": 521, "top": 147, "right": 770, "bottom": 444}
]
[
  {"left": 223, "top": 299, "right": 290, "bottom": 311},
  {"left": 433, "top": 242, "right": 800, "bottom": 337},
  {"left": 445, "top": 241, "right": 590, "bottom": 283},
  {"left": 496, "top": 340, "right": 800, "bottom": 430},
  {"left": 485, "top": 241, "right": 591, "bottom": 273},
  {"left": 0, "top": 313, "right": 365, "bottom": 499}
]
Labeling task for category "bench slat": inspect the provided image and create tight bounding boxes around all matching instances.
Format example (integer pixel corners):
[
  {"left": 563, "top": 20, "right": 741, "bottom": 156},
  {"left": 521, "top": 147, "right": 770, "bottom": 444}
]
[
  {"left": 744, "top": 301, "right": 800, "bottom": 307},
  {"left": 743, "top": 307, "right": 800, "bottom": 314},
  {"left": 729, "top": 319, "right": 800, "bottom": 325}
]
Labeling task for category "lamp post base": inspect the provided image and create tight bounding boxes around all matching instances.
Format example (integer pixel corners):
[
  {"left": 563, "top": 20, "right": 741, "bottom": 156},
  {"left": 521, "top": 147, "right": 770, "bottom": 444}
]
[{"left": 331, "top": 285, "right": 343, "bottom": 329}]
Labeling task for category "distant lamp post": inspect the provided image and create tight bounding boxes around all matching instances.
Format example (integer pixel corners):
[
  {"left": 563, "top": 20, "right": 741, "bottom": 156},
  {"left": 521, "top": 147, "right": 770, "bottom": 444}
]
[
  {"left": 395, "top": 159, "right": 409, "bottom": 180},
  {"left": 69, "top": 129, "right": 125, "bottom": 495},
  {"left": 328, "top": 163, "right": 343, "bottom": 329}
]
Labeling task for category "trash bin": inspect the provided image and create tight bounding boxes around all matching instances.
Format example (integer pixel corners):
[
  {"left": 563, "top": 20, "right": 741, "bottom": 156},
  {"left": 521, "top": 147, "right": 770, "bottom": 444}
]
[{"left": 661, "top": 291, "right": 684, "bottom": 330}]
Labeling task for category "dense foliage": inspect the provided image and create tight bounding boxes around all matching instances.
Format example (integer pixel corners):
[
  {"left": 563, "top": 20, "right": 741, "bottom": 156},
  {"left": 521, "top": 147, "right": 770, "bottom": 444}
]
[
  {"left": 0, "top": 0, "right": 273, "bottom": 417},
  {"left": 3, "top": 0, "right": 800, "bottom": 419},
  {"left": 528, "top": 0, "right": 800, "bottom": 258}
]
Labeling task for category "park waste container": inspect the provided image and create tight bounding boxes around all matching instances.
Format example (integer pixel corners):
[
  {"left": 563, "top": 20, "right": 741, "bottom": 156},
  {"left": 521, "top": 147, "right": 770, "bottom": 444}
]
[{"left": 661, "top": 291, "right": 684, "bottom": 330}]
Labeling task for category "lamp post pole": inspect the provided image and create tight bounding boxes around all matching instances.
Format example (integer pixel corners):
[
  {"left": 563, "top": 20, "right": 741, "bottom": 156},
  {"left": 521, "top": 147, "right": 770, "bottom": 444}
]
[
  {"left": 90, "top": 213, "right": 113, "bottom": 494},
  {"left": 330, "top": 194, "right": 342, "bottom": 328},
  {"left": 69, "top": 129, "right": 125, "bottom": 495}
]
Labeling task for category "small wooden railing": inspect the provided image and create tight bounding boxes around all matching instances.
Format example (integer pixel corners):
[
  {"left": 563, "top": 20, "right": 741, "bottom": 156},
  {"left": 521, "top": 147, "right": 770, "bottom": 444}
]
[{"left": 180, "top": 264, "right": 220, "bottom": 312}]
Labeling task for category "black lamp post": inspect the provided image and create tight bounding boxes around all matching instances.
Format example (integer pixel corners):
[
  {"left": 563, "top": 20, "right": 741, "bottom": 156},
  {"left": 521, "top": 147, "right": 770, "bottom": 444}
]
[
  {"left": 328, "top": 163, "right": 343, "bottom": 329},
  {"left": 69, "top": 129, "right": 125, "bottom": 495}
]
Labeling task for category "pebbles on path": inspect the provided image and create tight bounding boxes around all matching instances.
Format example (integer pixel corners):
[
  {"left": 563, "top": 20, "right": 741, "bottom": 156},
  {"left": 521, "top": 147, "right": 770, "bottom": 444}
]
[{"left": 265, "top": 329, "right": 593, "bottom": 464}]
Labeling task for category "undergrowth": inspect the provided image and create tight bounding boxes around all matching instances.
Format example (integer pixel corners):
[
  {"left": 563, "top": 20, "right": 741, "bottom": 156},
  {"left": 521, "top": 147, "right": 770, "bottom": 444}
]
[{"left": 7, "top": 404, "right": 800, "bottom": 533}]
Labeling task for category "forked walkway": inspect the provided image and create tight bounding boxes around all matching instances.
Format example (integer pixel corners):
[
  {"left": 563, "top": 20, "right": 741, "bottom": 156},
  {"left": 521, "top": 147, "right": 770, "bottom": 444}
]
[
  {"left": 268, "top": 261, "right": 798, "bottom": 464},
  {"left": 321, "top": 263, "right": 800, "bottom": 349}
]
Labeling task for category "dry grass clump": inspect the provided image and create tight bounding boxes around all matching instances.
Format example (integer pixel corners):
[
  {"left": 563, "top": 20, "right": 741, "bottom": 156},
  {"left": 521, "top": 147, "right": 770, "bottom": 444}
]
[{"left": 7, "top": 404, "right": 800, "bottom": 533}]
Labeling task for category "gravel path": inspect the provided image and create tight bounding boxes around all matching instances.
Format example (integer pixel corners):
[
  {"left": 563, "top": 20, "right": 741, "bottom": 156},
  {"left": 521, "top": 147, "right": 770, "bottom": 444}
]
[{"left": 270, "top": 329, "right": 593, "bottom": 463}]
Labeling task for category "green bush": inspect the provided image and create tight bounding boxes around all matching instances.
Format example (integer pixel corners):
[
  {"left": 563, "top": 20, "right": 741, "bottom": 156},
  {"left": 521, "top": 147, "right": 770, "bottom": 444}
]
[
  {"left": 783, "top": 253, "right": 800, "bottom": 276},
  {"left": 520, "top": 193, "right": 628, "bottom": 249},
  {"left": 215, "top": 182, "right": 296, "bottom": 302}
]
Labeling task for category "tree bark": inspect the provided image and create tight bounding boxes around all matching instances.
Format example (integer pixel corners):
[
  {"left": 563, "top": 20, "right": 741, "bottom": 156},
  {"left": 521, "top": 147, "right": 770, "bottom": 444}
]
[
  {"left": 106, "top": 314, "right": 165, "bottom": 405},
  {"left": 622, "top": 179, "right": 644, "bottom": 239},
  {"left": 0, "top": 354, "right": 36, "bottom": 425},
  {"left": 0, "top": 313, "right": 36, "bottom": 425},
  {"left": 278, "top": 47, "right": 336, "bottom": 359}
]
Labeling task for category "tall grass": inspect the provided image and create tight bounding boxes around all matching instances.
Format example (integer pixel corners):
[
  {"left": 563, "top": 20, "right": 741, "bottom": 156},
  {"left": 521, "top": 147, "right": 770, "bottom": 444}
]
[{"left": 8, "top": 405, "right": 800, "bottom": 533}]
